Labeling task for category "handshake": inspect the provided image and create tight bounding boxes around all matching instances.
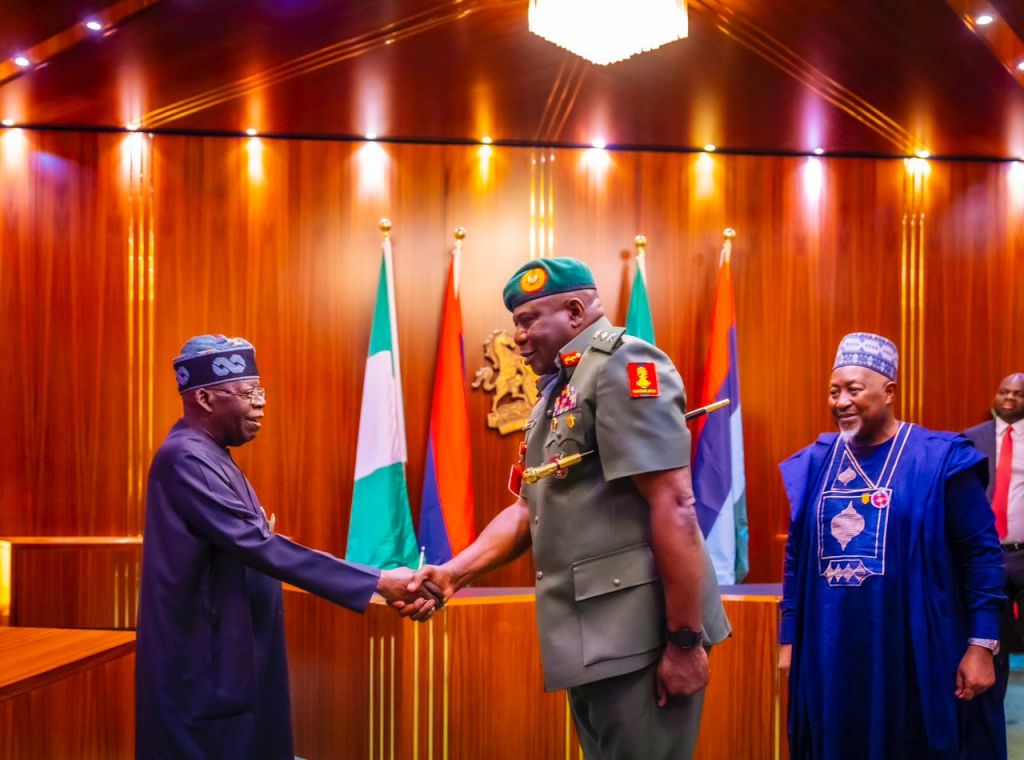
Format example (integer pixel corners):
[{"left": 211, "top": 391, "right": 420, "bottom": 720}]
[{"left": 374, "top": 564, "right": 457, "bottom": 622}]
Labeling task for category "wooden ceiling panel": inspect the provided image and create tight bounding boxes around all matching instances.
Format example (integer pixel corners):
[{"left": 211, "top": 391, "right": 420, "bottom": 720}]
[{"left": 3, "top": 0, "right": 1024, "bottom": 158}]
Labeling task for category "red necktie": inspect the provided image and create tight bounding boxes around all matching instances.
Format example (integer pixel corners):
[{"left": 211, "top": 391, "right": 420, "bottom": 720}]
[{"left": 993, "top": 426, "right": 1013, "bottom": 540}]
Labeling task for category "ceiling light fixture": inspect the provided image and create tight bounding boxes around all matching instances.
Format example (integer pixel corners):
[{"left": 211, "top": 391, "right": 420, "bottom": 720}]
[
  {"left": 481, "top": 136, "right": 493, "bottom": 144},
  {"left": 125, "top": 121, "right": 140, "bottom": 131},
  {"left": 1, "top": 119, "right": 14, "bottom": 127},
  {"left": 13, "top": 55, "right": 30, "bottom": 68},
  {"left": 703, "top": 144, "right": 716, "bottom": 152},
  {"left": 915, "top": 149, "right": 931, "bottom": 158},
  {"left": 591, "top": 139, "right": 606, "bottom": 149},
  {"left": 245, "top": 128, "right": 258, "bottom": 136},
  {"left": 85, "top": 20, "right": 103, "bottom": 31},
  {"left": 528, "top": 0, "right": 688, "bottom": 65},
  {"left": 813, "top": 147, "right": 825, "bottom": 155},
  {"left": 365, "top": 132, "right": 377, "bottom": 140},
  {"left": 975, "top": 13, "right": 995, "bottom": 26},
  {"left": 1017, "top": 60, "right": 1024, "bottom": 71}
]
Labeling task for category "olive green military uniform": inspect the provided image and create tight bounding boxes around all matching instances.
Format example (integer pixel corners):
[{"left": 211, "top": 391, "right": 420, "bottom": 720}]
[{"left": 520, "top": 316, "right": 731, "bottom": 760}]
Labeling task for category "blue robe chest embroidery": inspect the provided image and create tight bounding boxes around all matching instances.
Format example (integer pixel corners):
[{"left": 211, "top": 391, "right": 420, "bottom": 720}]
[{"left": 816, "top": 423, "right": 912, "bottom": 587}]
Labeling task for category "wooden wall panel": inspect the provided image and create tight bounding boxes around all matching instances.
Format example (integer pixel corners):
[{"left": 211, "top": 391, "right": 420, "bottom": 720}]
[
  {"left": 2, "top": 538, "right": 141, "bottom": 629},
  {"left": 3, "top": 128, "right": 1020, "bottom": 584},
  {"left": 0, "top": 130, "right": 132, "bottom": 536},
  {"left": 922, "top": 160, "right": 1024, "bottom": 432}
]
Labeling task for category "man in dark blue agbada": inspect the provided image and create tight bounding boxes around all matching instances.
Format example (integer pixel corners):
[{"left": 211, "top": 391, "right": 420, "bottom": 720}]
[
  {"left": 778, "top": 332, "right": 1006, "bottom": 760},
  {"left": 136, "top": 335, "right": 438, "bottom": 760}
]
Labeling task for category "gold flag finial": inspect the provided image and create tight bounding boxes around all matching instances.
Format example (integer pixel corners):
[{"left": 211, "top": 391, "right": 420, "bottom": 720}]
[
  {"left": 721, "top": 228, "right": 736, "bottom": 265},
  {"left": 379, "top": 218, "right": 392, "bottom": 238},
  {"left": 454, "top": 227, "right": 466, "bottom": 241},
  {"left": 634, "top": 234, "right": 647, "bottom": 254}
]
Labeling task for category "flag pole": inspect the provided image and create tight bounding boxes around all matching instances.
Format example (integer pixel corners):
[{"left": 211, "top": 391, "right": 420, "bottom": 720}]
[
  {"left": 379, "top": 217, "right": 407, "bottom": 462},
  {"left": 453, "top": 226, "right": 465, "bottom": 296}
]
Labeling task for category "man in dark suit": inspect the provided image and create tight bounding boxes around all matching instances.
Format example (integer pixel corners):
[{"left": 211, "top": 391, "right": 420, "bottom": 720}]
[{"left": 965, "top": 372, "right": 1024, "bottom": 702}]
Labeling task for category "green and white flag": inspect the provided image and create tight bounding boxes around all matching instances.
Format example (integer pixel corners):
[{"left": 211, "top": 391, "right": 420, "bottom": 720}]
[
  {"left": 346, "top": 237, "right": 419, "bottom": 569},
  {"left": 625, "top": 251, "right": 656, "bottom": 344}
]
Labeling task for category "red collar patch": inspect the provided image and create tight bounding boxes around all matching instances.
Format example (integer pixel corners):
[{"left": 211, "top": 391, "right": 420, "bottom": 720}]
[{"left": 560, "top": 351, "right": 582, "bottom": 368}]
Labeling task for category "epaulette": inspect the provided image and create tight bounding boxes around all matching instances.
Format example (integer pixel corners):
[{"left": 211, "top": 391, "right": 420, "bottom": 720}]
[{"left": 589, "top": 326, "right": 626, "bottom": 353}]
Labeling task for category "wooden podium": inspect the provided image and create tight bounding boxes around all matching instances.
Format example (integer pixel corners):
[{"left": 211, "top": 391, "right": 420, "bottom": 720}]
[
  {"left": 0, "top": 627, "right": 136, "bottom": 757},
  {"left": 285, "top": 585, "right": 786, "bottom": 760}
]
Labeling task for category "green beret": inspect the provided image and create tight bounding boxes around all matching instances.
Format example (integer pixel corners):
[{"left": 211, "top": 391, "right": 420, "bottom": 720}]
[{"left": 502, "top": 258, "right": 597, "bottom": 311}]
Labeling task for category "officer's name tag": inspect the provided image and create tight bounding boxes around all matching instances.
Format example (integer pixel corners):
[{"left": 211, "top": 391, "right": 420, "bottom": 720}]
[{"left": 627, "top": 362, "right": 660, "bottom": 398}]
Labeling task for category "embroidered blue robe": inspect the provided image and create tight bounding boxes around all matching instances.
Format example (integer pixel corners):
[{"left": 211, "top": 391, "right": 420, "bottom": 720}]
[
  {"left": 779, "top": 425, "right": 1005, "bottom": 759},
  {"left": 136, "top": 420, "right": 381, "bottom": 759}
]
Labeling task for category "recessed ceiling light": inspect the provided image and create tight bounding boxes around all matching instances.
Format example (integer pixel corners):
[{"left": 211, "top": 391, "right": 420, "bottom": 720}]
[
  {"left": 975, "top": 13, "right": 995, "bottom": 26},
  {"left": 591, "top": 139, "right": 606, "bottom": 149},
  {"left": 84, "top": 20, "right": 103, "bottom": 31},
  {"left": 365, "top": 132, "right": 377, "bottom": 140},
  {"left": 813, "top": 147, "right": 825, "bottom": 155},
  {"left": 703, "top": 144, "right": 716, "bottom": 152},
  {"left": 245, "top": 128, "right": 258, "bottom": 136},
  {"left": 481, "top": 136, "right": 493, "bottom": 144},
  {"left": 13, "top": 55, "right": 30, "bottom": 68},
  {"left": 915, "top": 149, "right": 930, "bottom": 158},
  {"left": 1, "top": 119, "right": 14, "bottom": 127},
  {"left": 125, "top": 121, "right": 140, "bottom": 131}
]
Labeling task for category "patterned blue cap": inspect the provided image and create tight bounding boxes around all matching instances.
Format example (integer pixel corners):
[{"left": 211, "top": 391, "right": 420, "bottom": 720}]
[
  {"left": 833, "top": 332, "right": 898, "bottom": 381},
  {"left": 172, "top": 335, "right": 259, "bottom": 394}
]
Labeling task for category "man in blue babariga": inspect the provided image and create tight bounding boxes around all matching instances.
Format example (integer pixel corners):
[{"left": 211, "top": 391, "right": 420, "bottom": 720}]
[
  {"left": 136, "top": 335, "right": 440, "bottom": 760},
  {"left": 777, "top": 332, "right": 1006, "bottom": 759}
]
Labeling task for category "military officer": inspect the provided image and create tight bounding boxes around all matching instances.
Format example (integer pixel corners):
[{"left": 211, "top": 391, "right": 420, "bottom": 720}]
[{"left": 400, "top": 257, "right": 730, "bottom": 759}]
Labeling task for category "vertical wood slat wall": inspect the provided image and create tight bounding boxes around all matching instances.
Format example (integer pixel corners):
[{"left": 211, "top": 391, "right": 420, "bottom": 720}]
[{"left": 1, "top": 130, "right": 1021, "bottom": 583}]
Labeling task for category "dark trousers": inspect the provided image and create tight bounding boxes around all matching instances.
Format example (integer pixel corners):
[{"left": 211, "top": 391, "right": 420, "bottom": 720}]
[
  {"left": 994, "top": 546, "right": 1024, "bottom": 700},
  {"left": 568, "top": 661, "right": 705, "bottom": 760}
]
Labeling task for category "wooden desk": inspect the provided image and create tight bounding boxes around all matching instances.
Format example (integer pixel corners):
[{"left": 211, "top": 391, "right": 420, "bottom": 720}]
[
  {"left": 285, "top": 586, "right": 786, "bottom": 760},
  {"left": 0, "top": 627, "right": 136, "bottom": 758},
  {"left": 0, "top": 537, "right": 141, "bottom": 628}
]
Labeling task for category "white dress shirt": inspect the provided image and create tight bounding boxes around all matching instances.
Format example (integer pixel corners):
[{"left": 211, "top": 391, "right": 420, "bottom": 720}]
[{"left": 996, "top": 417, "right": 1024, "bottom": 543}]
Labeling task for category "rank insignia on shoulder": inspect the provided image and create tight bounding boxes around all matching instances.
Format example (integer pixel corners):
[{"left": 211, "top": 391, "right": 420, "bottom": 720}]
[
  {"left": 560, "top": 351, "right": 582, "bottom": 368},
  {"left": 590, "top": 327, "right": 625, "bottom": 353},
  {"left": 627, "top": 362, "right": 660, "bottom": 398}
]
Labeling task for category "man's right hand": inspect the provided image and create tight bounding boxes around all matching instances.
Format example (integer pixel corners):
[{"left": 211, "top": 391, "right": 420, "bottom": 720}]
[
  {"left": 376, "top": 568, "right": 441, "bottom": 622},
  {"left": 777, "top": 644, "right": 792, "bottom": 672},
  {"left": 389, "top": 564, "right": 457, "bottom": 618}
]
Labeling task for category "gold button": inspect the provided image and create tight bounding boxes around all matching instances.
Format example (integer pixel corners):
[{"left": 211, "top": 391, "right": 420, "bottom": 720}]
[
  {"left": 612, "top": 578, "right": 621, "bottom": 586},
  {"left": 536, "top": 571, "right": 544, "bottom": 580}
]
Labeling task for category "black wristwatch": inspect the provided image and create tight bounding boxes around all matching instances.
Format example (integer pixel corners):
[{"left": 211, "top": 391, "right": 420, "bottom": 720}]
[{"left": 666, "top": 626, "right": 705, "bottom": 650}]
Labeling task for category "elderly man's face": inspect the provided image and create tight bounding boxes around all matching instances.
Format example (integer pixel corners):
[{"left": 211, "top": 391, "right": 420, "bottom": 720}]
[
  {"left": 197, "top": 378, "right": 266, "bottom": 447},
  {"left": 993, "top": 374, "right": 1024, "bottom": 424},
  {"left": 511, "top": 294, "right": 581, "bottom": 375},
  {"left": 829, "top": 366, "right": 895, "bottom": 446}
]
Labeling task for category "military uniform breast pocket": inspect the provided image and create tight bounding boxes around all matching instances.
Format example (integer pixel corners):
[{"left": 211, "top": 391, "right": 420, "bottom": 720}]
[{"left": 571, "top": 544, "right": 664, "bottom": 666}]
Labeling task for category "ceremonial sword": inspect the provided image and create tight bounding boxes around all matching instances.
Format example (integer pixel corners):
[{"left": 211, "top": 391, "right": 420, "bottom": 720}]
[{"left": 521, "top": 398, "right": 731, "bottom": 484}]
